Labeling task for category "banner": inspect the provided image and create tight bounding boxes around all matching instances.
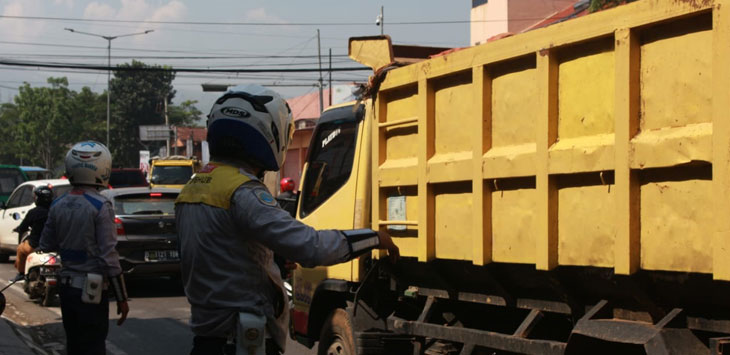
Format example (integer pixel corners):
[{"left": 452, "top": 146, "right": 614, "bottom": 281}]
[{"left": 139, "top": 150, "right": 150, "bottom": 174}]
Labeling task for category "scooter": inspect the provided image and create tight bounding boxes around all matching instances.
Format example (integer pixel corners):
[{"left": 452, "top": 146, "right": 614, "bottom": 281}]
[
  {"left": 0, "top": 248, "right": 60, "bottom": 316},
  {"left": 23, "top": 249, "right": 61, "bottom": 307}
]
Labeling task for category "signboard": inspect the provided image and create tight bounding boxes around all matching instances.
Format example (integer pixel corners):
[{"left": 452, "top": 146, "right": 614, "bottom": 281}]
[
  {"left": 139, "top": 125, "right": 170, "bottom": 141},
  {"left": 139, "top": 150, "right": 150, "bottom": 174}
]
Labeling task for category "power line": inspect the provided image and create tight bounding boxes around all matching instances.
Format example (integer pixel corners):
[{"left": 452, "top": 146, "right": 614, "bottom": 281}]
[
  {"left": 0, "top": 66, "right": 369, "bottom": 82},
  {"left": 0, "top": 53, "right": 351, "bottom": 60},
  {"left": 0, "top": 40, "right": 352, "bottom": 56},
  {"left": 0, "top": 14, "right": 538, "bottom": 26},
  {"left": 0, "top": 59, "right": 371, "bottom": 73}
]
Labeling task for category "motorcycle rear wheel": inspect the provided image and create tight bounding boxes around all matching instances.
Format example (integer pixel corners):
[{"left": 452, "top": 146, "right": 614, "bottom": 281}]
[
  {"left": 26, "top": 269, "right": 40, "bottom": 299},
  {"left": 41, "top": 286, "right": 54, "bottom": 307}
]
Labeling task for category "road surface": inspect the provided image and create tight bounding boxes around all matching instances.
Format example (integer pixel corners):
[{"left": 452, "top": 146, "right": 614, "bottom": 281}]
[{"left": 0, "top": 258, "right": 316, "bottom": 355}]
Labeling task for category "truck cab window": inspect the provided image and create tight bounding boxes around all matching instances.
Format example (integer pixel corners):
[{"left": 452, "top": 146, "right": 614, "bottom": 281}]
[{"left": 299, "top": 106, "right": 361, "bottom": 217}]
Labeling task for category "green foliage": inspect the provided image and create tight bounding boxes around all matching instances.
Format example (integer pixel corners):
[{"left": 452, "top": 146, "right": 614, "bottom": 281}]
[
  {"left": 13, "top": 78, "right": 77, "bottom": 170},
  {"left": 110, "top": 60, "right": 177, "bottom": 167},
  {"left": 588, "top": 0, "right": 638, "bottom": 12},
  {"left": 0, "top": 78, "right": 108, "bottom": 170},
  {"left": 0, "top": 102, "right": 20, "bottom": 164},
  {"left": 168, "top": 100, "right": 204, "bottom": 127},
  {"left": 0, "top": 62, "right": 201, "bottom": 170}
]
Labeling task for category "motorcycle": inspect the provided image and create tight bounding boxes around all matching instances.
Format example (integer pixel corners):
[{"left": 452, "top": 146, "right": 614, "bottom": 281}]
[
  {"left": 0, "top": 246, "right": 60, "bottom": 316},
  {"left": 23, "top": 249, "right": 61, "bottom": 307}
]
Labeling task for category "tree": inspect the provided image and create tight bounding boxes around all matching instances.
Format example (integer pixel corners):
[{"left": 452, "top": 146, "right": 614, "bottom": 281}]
[
  {"left": 72, "top": 86, "right": 107, "bottom": 143},
  {"left": 0, "top": 102, "right": 20, "bottom": 164},
  {"left": 168, "top": 100, "right": 204, "bottom": 127},
  {"left": 110, "top": 60, "right": 176, "bottom": 167},
  {"left": 13, "top": 77, "right": 77, "bottom": 170}
]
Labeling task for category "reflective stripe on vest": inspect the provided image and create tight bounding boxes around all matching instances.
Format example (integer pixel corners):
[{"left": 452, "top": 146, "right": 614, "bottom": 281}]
[{"left": 175, "top": 162, "right": 251, "bottom": 209}]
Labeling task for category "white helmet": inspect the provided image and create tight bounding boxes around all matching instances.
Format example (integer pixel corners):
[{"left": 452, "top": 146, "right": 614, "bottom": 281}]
[
  {"left": 207, "top": 84, "right": 294, "bottom": 171},
  {"left": 64, "top": 141, "right": 112, "bottom": 187}
]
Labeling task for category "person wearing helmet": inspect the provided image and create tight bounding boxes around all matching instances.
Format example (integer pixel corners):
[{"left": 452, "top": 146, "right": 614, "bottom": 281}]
[
  {"left": 11, "top": 185, "right": 54, "bottom": 281},
  {"left": 176, "top": 84, "right": 399, "bottom": 355},
  {"left": 275, "top": 177, "right": 297, "bottom": 217},
  {"left": 38, "top": 141, "right": 129, "bottom": 355}
]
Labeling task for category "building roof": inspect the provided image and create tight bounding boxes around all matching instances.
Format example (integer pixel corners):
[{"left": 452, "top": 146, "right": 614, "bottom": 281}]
[
  {"left": 175, "top": 126, "right": 207, "bottom": 141},
  {"left": 522, "top": 0, "right": 589, "bottom": 32},
  {"left": 286, "top": 88, "right": 332, "bottom": 121}
]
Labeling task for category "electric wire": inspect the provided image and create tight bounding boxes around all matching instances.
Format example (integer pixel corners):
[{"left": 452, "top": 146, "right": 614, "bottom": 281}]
[{"left": 0, "top": 14, "right": 551, "bottom": 26}]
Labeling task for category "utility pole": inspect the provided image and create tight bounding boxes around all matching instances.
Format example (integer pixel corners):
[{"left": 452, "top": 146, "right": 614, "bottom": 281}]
[
  {"left": 377, "top": 6, "right": 384, "bottom": 35},
  {"left": 329, "top": 48, "right": 333, "bottom": 105},
  {"left": 64, "top": 28, "right": 154, "bottom": 150},
  {"left": 317, "top": 29, "right": 324, "bottom": 114},
  {"left": 164, "top": 96, "right": 170, "bottom": 156}
]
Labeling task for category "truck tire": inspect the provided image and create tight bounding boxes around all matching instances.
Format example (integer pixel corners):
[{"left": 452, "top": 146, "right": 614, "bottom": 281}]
[{"left": 318, "top": 308, "right": 355, "bottom": 355}]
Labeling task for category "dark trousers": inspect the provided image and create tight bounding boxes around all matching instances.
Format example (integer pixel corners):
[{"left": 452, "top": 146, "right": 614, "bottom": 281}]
[
  {"left": 191, "top": 336, "right": 281, "bottom": 355},
  {"left": 59, "top": 284, "right": 110, "bottom": 355}
]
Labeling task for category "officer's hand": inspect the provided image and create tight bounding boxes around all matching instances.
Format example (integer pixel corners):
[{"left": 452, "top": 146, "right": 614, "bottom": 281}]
[
  {"left": 377, "top": 230, "right": 400, "bottom": 263},
  {"left": 116, "top": 300, "right": 129, "bottom": 326}
]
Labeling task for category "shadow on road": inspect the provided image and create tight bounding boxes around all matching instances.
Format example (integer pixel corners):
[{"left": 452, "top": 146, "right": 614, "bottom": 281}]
[
  {"left": 18, "top": 317, "right": 194, "bottom": 355},
  {"left": 124, "top": 276, "right": 185, "bottom": 298}
]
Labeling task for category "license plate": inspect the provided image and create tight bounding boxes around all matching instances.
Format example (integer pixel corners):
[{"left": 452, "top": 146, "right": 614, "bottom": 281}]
[{"left": 144, "top": 250, "right": 179, "bottom": 262}]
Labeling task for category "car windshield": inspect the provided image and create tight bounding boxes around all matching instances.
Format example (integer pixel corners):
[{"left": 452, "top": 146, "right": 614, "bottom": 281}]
[
  {"left": 113, "top": 193, "right": 177, "bottom": 215},
  {"left": 0, "top": 168, "right": 25, "bottom": 195},
  {"left": 110, "top": 170, "right": 148, "bottom": 188},
  {"left": 152, "top": 166, "right": 192, "bottom": 185}
]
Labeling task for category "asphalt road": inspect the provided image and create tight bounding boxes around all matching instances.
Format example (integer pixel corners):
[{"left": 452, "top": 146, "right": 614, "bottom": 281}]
[{"left": 0, "top": 258, "right": 316, "bottom": 355}]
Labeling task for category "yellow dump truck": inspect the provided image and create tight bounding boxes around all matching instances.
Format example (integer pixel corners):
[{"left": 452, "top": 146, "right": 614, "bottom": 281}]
[
  {"left": 148, "top": 155, "right": 200, "bottom": 188},
  {"left": 290, "top": 1, "right": 730, "bottom": 354}
]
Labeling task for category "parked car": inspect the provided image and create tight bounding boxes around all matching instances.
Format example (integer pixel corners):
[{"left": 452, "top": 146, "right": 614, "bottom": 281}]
[
  {"left": 0, "top": 165, "right": 29, "bottom": 204},
  {"left": 109, "top": 168, "right": 149, "bottom": 188},
  {"left": 100, "top": 187, "right": 180, "bottom": 277},
  {"left": 0, "top": 179, "right": 72, "bottom": 262}
]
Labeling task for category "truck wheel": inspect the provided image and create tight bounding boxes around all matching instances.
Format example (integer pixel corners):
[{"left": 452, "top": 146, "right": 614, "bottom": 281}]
[{"left": 318, "top": 308, "right": 355, "bottom": 355}]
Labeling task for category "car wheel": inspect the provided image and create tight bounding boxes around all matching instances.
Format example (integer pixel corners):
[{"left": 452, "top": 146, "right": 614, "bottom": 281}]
[
  {"left": 0, "top": 253, "right": 9, "bottom": 263},
  {"left": 318, "top": 308, "right": 355, "bottom": 355}
]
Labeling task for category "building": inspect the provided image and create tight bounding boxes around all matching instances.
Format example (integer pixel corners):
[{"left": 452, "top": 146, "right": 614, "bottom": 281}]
[
  {"left": 281, "top": 85, "right": 358, "bottom": 193},
  {"left": 171, "top": 126, "right": 207, "bottom": 161},
  {"left": 281, "top": 88, "right": 331, "bottom": 193},
  {"left": 470, "top": 0, "right": 589, "bottom": 45}
]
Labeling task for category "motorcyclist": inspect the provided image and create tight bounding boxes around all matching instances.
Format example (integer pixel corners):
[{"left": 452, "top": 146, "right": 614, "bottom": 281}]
[
  {"left": 175, "top": 84, "right": 399, "bottom": 355},
  {"left": 38, "top": 141, "right": 130, "bottom": 355},
  {"left": 12, "top": 185, "right": 53, "bottom": 281},
  {"left": 275, "top": 177, "right": 297, "bottom": 218}
]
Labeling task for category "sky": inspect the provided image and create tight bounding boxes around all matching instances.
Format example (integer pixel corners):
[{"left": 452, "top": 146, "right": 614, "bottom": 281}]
[{"left": 0, "top": 0, "right": 472, "bottom": 115}]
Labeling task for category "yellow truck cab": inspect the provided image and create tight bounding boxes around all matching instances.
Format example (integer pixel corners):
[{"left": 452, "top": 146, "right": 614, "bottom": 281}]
[
  {"left": 291, "top": 2, "right": 730, "bottom": 354},
  {"left": 148, "top": 156, "right": 200, "bottom": 188}
]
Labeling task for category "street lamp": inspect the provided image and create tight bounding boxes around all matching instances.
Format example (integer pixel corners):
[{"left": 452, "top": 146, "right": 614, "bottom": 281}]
[{"left": 64, "top": 28, "right": 154, "bottom": 149}]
